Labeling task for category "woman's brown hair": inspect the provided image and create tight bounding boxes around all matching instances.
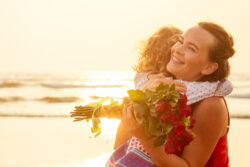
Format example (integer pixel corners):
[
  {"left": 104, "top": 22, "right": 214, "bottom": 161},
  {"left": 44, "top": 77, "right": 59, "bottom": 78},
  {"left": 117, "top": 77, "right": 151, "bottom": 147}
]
[{"left": 198, "top": 22, "right": 235, "bottom": 82}]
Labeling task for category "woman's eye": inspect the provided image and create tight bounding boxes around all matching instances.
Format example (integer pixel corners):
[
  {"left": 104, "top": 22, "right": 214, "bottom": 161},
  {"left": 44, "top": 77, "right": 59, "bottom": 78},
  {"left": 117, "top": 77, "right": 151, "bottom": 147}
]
[{"left": 188, "top": 47, "right": 196, "bottom": 52}]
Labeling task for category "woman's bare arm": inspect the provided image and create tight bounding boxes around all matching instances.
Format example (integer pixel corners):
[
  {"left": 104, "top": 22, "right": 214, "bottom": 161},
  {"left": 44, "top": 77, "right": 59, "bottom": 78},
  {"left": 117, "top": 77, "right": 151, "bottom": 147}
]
[
  {"left": 126, "top": 97, "right": 228, "bottom": 167},
  {"left": 114, "top": 122, "right": 132, "bottom": 150},
  {"left": 181, "top": 97, "right": 228, "bottom": 166}
]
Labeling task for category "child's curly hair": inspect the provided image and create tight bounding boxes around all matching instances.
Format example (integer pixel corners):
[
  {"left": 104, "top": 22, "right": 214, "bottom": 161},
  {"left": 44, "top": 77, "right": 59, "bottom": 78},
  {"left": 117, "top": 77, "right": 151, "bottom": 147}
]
[{"left": 134, "top": 26, "right": 183, "bottom": 75}]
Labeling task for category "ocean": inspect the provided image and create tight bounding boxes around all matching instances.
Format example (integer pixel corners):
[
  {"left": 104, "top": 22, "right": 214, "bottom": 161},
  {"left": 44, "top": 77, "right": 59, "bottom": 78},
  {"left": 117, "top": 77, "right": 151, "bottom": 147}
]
[{"left": 0, "top": 71, "right": 249, "bottom": 119}]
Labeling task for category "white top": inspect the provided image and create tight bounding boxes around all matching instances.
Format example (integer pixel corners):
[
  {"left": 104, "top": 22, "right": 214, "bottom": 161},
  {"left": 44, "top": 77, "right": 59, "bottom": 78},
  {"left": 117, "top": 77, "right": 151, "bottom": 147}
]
[{"left": 134, "top": 72, "right": 233, "bottom": 105}]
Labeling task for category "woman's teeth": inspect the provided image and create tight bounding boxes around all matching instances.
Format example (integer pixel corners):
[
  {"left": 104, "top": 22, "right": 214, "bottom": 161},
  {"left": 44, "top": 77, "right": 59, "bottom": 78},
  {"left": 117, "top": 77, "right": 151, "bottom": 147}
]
[{"left": 172, "top": 56, "right": 183, "bottom": 64}]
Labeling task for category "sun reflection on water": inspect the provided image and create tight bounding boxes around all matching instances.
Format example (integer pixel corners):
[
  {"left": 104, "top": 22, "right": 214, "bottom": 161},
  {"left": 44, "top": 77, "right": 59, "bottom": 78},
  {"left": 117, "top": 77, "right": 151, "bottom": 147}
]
[{"left": 100, "top": 118, "right": 121, "bottom": 137}]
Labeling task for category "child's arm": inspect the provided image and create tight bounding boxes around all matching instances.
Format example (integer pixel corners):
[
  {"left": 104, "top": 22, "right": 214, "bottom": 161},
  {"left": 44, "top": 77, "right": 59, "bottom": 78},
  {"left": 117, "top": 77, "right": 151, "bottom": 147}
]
[
  {"left": 135, "top": 72, "right": 233, "bottom": 105},
  {"left": 135, "top": 72, "right": 186, "bottom": 93},
  {"left": 134, "top": 72, "right": 149, "bottom": 90},
  {"left": 182, "top": 80, "right": 233, "bottom": 105},
  {"left": 214, "top": 80, "right": 233, "bottom": 96}
]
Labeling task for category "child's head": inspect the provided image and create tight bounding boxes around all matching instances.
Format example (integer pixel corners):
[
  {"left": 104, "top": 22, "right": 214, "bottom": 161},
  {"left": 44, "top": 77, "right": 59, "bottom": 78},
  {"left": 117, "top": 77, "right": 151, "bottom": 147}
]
[{"left": 134, "top": 26, "right": 182, "bottom": 75}]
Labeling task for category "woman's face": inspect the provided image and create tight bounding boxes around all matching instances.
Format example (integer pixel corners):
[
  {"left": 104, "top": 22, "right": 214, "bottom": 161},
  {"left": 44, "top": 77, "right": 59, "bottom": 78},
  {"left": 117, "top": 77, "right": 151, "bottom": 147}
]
[{"left": 166, "top": 26, "right": 217, "bottom": 81}]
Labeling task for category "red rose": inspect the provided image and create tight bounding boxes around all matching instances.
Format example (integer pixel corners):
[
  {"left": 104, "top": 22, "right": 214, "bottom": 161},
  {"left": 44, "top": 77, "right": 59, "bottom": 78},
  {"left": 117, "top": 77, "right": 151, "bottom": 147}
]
[
  {"left": 165, "top": 137, "right": 183, "bottom": 155},
  {"left": 167, "top": 130, "right": 184, "bottom": 145},
  {"left": 179, "top": 94, "right": 188, "bottom": 105},
  {"left": 189, "top": 117, "right": 195, "bottom": 129},
  {"left": 160, "top": 112, "right": 181, "bottom": 124},
  {"left": 180, "top": 94, "right": 188, "bottom": 104},
  {"left": 156, "top": 101, "right": 171, "bottom": 114},
  {"left": 181, "top": 105, "right": 192, "bottom": 117},
  {"left": 176, "top": 94, "right": 188, "bottom": 112},
  {"left": 165, "top": 131, "right": 194, "bottom": 155},
  {"left": 165, "top": 139, "right": 176, "bottom": 154},
  {"left": 173, "top": 121, "right": 185, "bottom": 135},
  {"left": 165, "top": 137, "right": 184, "bottom": 155},
  {"left": 166, "top": 130, "right": 176, "bottom": 141},
  {"left": 181, "top": 131, "right": 193, "bottom": 145},
  {"left": 186, "top": 105, "right": 192, "bottom": 116},
  {"left": 160, "top": 113, "right": 168, "bottom": 123},
  {"left": 181, "top": 106, "right": 187, "bottom": 117}
]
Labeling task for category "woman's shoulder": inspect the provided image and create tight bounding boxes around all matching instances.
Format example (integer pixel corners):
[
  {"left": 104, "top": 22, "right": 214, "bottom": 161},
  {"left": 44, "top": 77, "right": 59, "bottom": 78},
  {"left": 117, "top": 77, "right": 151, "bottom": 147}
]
[
  {"left": 192, "top": 97, "right": 228, "bottom": 136},
  {"left": 198, "top": 96, "right": 225, "bottom": 106},
  {"left": 193, "top": 97, "right": 227, "bottom": 116}
]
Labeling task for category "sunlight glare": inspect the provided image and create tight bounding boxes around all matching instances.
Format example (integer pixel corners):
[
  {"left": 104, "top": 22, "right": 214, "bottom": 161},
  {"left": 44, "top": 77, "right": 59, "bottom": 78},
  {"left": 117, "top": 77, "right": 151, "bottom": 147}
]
[
  {"left": 77, "top": 153, "right": 111, "bottom": 167},
  {"left": 100, "top": 118, "right": 120, "bottom": 137}
]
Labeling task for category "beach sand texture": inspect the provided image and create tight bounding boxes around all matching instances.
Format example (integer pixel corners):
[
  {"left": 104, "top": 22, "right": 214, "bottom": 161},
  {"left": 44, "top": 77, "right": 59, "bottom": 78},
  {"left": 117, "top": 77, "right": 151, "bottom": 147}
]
[{"left": 0, "top": 117, "right": 249, "bottom": 167}]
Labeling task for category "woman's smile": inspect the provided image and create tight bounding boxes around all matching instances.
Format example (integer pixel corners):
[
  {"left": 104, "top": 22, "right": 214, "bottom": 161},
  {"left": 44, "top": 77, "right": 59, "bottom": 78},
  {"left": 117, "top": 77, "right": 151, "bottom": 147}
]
[{"left": 171, "top": 55, "right": 185, "bottom": 65}]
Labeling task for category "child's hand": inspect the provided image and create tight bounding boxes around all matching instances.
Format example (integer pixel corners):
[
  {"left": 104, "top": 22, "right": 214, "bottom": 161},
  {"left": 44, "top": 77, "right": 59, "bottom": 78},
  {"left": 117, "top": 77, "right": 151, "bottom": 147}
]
[
  {"left": 142, "top": 76, "right": 187, "bottom": 93},
  {"left": 147, "top": 73, "right": 166, "bottom": 80}
]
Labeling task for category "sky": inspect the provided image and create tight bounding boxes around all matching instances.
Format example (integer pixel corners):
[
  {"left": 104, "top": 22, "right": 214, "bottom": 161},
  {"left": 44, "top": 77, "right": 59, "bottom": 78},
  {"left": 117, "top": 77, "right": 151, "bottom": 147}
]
[{"left": 0, "top": 0, "right": 250, "bottom": 74}]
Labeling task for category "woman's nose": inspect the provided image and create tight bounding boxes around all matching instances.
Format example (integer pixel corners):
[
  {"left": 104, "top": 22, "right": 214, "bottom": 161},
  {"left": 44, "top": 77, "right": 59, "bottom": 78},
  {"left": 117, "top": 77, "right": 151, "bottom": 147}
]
[{"left": 173, "top": 42, "right": 185, "bottom": 55}]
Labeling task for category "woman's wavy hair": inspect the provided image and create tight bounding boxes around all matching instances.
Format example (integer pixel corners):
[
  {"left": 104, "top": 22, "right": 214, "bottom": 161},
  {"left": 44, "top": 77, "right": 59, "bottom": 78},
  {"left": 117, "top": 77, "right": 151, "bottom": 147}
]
[{"left": 133, "top": 26, "right": 183, "bottom": 75}]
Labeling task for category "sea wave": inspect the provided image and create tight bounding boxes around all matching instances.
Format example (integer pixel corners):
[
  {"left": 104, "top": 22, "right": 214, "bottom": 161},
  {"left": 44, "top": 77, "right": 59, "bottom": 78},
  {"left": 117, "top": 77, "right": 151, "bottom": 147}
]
[
  {"left": 89, "top": 95, "right": 123, "bottom": 100},
  {"left": 36, "top": 96, "right": 82, "bottom": 103},
  {"left": 0, "top": 81, "right": 23, "bottom": 88},
  {"left": 0, "top": 96, "right": 25, "bottom": 102},
  {"left": 228, "top": 94, "right": 250, "bottom": 99},
  {"left": 0, "top": 93, "right": 249, "bottom": 104},
  {"left": 0, "top": 112, "right": 69, "bottom": 117},
  {"left": 41, "top": 83, "right": 126, "bottom": 89},
  {"left": 0, "top": 112, "right": 249, "bottom": 119},
  {"left": 0, "top": 81, "right": 127, "bottom": 89}
]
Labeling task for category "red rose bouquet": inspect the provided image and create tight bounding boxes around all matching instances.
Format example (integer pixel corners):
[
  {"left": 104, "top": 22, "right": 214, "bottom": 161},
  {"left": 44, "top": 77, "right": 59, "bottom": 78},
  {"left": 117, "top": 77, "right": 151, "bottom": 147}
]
[
  {"left": 71, "top": 83, "right": 195, "bottom": 155},
  {"left": 155, "top": 94, "right": 195, "bottom": 155}
]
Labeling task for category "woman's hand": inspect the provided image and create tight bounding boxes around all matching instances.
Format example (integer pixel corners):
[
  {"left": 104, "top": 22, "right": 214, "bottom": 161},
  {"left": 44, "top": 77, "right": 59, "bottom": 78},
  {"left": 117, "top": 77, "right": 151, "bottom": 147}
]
[
  {"left": 121, "top": 103, "right": 147, "bottom": 140},
  {"left": 143, "top": 73, "right": 187, "bottom": 93}
]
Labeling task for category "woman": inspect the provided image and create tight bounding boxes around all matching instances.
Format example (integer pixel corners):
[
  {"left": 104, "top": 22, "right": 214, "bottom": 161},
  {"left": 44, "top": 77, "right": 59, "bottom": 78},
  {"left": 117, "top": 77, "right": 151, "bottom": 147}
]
[{"left": 119, "top": 22, "right": 235, "bottom": 167}]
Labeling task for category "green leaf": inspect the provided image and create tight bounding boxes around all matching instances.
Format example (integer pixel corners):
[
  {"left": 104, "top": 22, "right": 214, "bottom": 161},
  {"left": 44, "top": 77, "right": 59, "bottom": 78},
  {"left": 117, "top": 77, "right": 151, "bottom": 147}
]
[
  {"left": 182, "top": 116, "right": 191, "bottom": 130},
  {"left": 156, "top": 83, "right": 166, "bottom": 92},
  {"left": 190, "top": 130, "right": 196, "bottom": 138},
  {"left": 166, "top": 124, "right": 173, "bottom": 133},
  {"left": 156, "top": 83, "right": 169, "bottom": 94},
  {"left": 165, "top": 92, "right": 179, "bottom": 101},
  {"left": 170, "top": 84, "right": 176, "bottom": 91},
  {"left": 135, "top": 112, "right": 144, "bottom": 124},
  {"left": 147, "top": 117, "right": 162, "bottom": 137},
  {"left": 90, "top": 108, "right": 102, "bottom": 137},
  {"left": 161, "top": 123, "right": 173, "bottom": 133},
  {"left": 149, "top": 106, "right": 157, "bottom": 117},
  {"left": 144, "top": 89, "right": 154, "bottom": 103},
  {"left": 154, "top": 135, "right": 167, "bottom": 147},
  {"left": 133, "top": 102, "right": 146, "bottom": 118},
  {"left": 127, "top": 89, "right": 145, "bottom": 101},
  {"left": 94, "top": 130, "right": 101, "bottom": 137},
  {"left": 169, "top": 101, "right": 176, "bottom": 108}
]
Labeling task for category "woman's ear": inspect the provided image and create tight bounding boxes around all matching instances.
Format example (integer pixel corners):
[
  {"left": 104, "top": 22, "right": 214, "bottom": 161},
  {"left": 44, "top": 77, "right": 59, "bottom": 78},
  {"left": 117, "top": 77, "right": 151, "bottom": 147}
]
[{"left": 201, "top": 62, "right": 218, "bottom": 75}]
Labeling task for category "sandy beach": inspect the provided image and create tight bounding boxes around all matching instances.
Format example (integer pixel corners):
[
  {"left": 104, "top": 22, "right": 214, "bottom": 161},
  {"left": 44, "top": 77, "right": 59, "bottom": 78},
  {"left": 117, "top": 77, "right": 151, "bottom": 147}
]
[{"left": 0, "top": 117, "right": 249, "bottom": 167}]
